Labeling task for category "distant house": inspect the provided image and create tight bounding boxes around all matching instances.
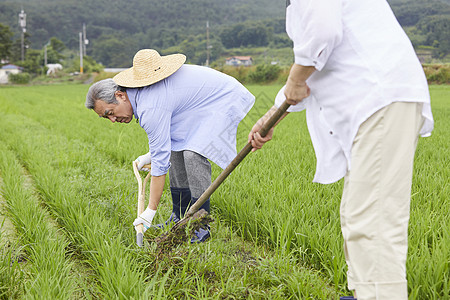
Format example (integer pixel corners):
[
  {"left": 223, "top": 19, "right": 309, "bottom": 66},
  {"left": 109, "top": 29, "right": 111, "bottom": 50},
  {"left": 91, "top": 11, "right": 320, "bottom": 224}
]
[
  {"left": 0, "top": 64, "right": 22, "bottom": 84},
  {"left": 225, "top": 56, "right": 253, "bottom": 66}
]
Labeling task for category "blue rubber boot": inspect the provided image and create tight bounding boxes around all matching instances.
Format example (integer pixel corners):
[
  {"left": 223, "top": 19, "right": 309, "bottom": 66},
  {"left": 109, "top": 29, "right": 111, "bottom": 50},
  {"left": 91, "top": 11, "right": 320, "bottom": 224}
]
[
  {"left": 340, "top": 297, "right": 357, "bottom": 300},
  {"left": 153, "top": 187, "right": 191, "bottom": 229},
  {"left": 190, "top": 197, "right": 211, "bottom": 243}
]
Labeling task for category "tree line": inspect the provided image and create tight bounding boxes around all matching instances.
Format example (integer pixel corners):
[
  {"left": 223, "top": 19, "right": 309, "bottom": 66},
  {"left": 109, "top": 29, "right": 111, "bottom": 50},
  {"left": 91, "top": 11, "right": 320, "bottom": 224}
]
[
  {"left": 0, "top": 0, "right": 448, "bottom": 72},
  {"left": 390, "top": 1, "right": 450, "bottom": 59}
]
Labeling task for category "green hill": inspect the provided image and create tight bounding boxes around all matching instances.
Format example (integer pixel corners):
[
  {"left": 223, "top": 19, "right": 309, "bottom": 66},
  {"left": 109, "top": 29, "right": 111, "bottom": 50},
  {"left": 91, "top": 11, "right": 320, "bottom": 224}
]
[
  {"left": 0, "top": 0, "right": 284, "bottom": 47},
  {"left": 0, "top": 0, "right": 449, "bottom": 67}
]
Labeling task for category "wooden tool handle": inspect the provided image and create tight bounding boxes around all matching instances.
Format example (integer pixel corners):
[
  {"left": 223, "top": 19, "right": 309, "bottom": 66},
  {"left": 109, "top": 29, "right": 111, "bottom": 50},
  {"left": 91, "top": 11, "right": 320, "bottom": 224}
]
[
  {"left": 184, "top": 100, "right": 291, "bottom": 218},
  {"left": 133, "top": 161, "right": 145, "bottom": 246},
  {"left": 133, "top": 161, "right": 151, "bottom": 247}
]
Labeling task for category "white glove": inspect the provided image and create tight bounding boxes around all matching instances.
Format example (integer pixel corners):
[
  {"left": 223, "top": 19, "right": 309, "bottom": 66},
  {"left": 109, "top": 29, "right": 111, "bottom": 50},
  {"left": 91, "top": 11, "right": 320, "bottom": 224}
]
[
  {"left": 135, "top": 152, "right": 151, "bottom": 171},
  {"left": 133, "top": 207, "right": 157, "bottom": 232}
]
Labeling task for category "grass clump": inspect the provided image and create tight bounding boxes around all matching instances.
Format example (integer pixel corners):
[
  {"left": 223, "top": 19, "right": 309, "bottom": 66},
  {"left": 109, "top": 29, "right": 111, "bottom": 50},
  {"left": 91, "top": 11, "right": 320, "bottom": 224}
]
[
  {"left": 153, "top": 209, "right": 214, "bottom": 255},
  {"left": 423, "top": 64, "right": 450, "bottom": 84},
  {"left": 0, "top": 236, "right": 25, "bottom": 299}
]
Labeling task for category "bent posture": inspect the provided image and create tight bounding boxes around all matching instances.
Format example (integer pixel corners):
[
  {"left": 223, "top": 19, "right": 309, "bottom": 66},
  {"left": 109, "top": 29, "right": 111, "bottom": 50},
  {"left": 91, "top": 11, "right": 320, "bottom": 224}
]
[{"left": 86, "top": 49, "right": 255, "bottom": 242}]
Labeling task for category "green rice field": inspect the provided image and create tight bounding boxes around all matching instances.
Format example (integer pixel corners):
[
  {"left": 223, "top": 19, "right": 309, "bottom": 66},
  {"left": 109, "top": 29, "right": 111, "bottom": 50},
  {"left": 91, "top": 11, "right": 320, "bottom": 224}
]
[{"left": 0, "top": 83, "right": 448, "bottom": 299}]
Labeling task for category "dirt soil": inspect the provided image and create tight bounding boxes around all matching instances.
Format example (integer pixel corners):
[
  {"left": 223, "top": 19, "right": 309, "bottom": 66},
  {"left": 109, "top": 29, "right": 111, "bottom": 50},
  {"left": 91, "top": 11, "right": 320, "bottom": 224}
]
[{"left": 153, "top": 209, "right": 214, "bottom": 255}]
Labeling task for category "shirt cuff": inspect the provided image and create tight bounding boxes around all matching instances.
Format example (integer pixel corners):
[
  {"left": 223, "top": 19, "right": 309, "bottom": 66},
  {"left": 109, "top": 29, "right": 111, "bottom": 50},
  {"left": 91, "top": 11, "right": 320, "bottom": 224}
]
[
  {"left": 150, "top": 161, "right": 171, "bottom": 177},
  {"left": 293, "top": 49, "right": 326, "bottom": 72},
  {"left": 274, "top": 85, "right": 307, "bottom": 112}
]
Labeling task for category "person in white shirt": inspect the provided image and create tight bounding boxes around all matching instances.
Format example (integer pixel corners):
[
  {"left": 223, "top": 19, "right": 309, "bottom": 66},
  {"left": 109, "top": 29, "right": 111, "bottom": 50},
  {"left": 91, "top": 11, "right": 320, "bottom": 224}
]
[
  {"left": 86, "top": 49, "right": 255, "bottom": 243},
  {"left": 248, "top": 1, "right": 433, "bottom": 299}
]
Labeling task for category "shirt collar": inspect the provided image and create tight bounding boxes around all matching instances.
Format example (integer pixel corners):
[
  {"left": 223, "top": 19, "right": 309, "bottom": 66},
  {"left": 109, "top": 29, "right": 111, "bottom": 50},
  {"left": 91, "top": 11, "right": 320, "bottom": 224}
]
[{"left": 126, "top": 88, "right": 139, "bottom": 119}]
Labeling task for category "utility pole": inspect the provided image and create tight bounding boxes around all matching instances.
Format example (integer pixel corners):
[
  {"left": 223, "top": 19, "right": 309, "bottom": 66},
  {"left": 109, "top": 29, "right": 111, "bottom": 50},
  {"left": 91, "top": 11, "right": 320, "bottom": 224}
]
[
  {"left": 18, "top": 9, "right": 26, "bottom": 61},
  {"left": 206, "top": 20, "right": 210, "bottom": 67},
  {"left": 44, "top": 40, "right": 50, "bottom": 66},
  {"left": 82, "top": 23, "right": 88, "bottom": 56},
  {"left": 79, "top": 32, "right": 83, "bottom": 74}
]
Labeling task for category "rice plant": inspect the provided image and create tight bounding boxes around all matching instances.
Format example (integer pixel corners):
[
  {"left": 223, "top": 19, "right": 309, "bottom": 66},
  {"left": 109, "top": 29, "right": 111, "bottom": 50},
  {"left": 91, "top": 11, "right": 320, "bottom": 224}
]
[
  {"left": 0, "top": 227, "right": 25, "bottom": 299},
  {"left": 0, "top": 144, "right": 78, "bottom": 299},
  {"left": 0, "top": 84, "right": 447, "bottom": 299}
]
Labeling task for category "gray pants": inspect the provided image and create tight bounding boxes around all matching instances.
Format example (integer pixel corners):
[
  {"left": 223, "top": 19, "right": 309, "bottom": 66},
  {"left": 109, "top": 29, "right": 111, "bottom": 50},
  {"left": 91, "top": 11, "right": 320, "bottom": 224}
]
[{"left": 169, "top": 150, "right": 212, "bottom": 198}]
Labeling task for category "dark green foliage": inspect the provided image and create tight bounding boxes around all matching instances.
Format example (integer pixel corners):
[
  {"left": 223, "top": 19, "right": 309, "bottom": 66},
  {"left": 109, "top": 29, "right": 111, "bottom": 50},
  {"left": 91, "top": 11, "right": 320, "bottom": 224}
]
[
  {"left": 81, "top": 55, "right": 103, "bottom": 73},
  {"left": 389, "top": 0, "right": 450, "bottom": 58},
  {"left": 271, "top": 34, "right": 293, "bottom": 48},
  {"left": 0, "top": 23, "right": 13, "bottom": 60},
  {"left": 162, "top": 35, "right": 224, "bottom": 66},
  {"left": 8, "top": 32, "right": 31, "bottom": 63},
  {"left": 16, "top": 49, "right": 43, "bottom": 75},
  {"left": 0, "top": 0, "right": 449, "bottom": 68},
  {"left": 0, "top": 0, "right": 284, "bottom": 46},
  {"left": 0, "top": 0, "right": 287, "bottom": 66},
  {"left": 417, "top": 15, "right": 450, "bottom": 58},
  {"left": 248, "top": 64, "right": 281, "bottom": 83},
  {"left": 390, "top": 1, "right": 450, "bottom": 26},
  {"left": 50, "top": 37, "right": 65, "bottom": 53},
  {"left": 220, "top": 21, "right": 272, "bottom": 48},
  {"left": 8, "top": 72, "right": 31, "bottom": 84},
  {"left": 68, "top": 55, "right": 103, "bottom": 73},
  {"left": 90, "top": 35, "right": 134, "bottom": 68},
  {"left": 42, "top": 48, "right": 60, "bottom": 64}
]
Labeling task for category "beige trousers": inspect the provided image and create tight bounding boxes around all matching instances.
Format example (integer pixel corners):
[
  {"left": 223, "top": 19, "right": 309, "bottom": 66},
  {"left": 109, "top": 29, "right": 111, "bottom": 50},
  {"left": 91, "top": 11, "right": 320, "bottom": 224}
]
[{"left": 340, "top": 102, "right": 424, "bottom": 300}]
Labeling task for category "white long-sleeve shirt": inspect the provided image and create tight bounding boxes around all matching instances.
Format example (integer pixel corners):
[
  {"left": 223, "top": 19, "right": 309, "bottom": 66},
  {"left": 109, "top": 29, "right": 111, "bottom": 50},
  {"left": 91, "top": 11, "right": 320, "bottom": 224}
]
[{"left": 275, "top": 0, "right": 434, "bottom": 184}]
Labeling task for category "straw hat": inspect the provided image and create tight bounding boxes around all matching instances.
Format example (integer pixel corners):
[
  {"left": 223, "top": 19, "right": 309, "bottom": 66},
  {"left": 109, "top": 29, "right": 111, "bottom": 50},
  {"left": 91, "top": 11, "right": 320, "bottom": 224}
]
[{"left": 113, "top": 49, "right": 186, "bottom": 88}]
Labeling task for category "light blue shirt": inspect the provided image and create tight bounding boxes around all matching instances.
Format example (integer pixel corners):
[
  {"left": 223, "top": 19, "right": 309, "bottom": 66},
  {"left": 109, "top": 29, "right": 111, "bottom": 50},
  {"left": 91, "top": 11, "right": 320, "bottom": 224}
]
[{"left": 127, "top": 65, "right": 255, "bottom": 176}]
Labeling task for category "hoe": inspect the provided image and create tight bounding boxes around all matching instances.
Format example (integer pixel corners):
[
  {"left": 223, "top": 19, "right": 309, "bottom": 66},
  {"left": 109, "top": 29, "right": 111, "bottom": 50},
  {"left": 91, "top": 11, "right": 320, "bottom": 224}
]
[
  {"left": 134, "top": 100, "right": 291, "bottom": 249},
  {"left": 133, "top": 161, "right": 152, "bottom": 247}
]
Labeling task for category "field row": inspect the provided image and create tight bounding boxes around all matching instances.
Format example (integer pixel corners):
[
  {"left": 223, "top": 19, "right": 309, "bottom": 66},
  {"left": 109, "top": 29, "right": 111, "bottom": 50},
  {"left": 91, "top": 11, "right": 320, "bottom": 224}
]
[
  {"left": 0, "top": 85, "right": 336, "bottom": 299},
  {"left": 0, "top": 84, "right": 448, "bottom": 299}
]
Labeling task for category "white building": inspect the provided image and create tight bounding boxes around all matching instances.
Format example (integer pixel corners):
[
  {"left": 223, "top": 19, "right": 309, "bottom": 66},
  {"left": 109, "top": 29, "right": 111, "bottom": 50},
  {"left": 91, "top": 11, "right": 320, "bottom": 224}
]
[
  {"left": 0, "top": 64, "right": 22, "bottom": 84},
  {"left": 225, "top": 56, "right": 253, "bottom": 66}
]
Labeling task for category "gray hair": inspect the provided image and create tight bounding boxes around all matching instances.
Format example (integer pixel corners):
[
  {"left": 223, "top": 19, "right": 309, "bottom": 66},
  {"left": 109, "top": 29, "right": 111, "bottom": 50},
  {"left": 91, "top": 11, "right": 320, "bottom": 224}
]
[{"left": 85, "top": 78, "right": 124, "bottom": 109}]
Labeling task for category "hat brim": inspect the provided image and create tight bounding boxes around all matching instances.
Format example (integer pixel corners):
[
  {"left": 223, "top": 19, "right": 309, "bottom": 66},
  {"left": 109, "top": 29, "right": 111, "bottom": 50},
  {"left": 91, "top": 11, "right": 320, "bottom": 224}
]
[{"left": 113, "top": 54, "right": 186, "bottom": 88}]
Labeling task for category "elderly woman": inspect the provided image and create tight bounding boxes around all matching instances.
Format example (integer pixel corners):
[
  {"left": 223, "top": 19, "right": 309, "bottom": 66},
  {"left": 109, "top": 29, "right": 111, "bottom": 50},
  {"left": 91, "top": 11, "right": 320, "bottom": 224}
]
[{"left": 86, "top": 49, "right": 255, "bottom": 242}]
